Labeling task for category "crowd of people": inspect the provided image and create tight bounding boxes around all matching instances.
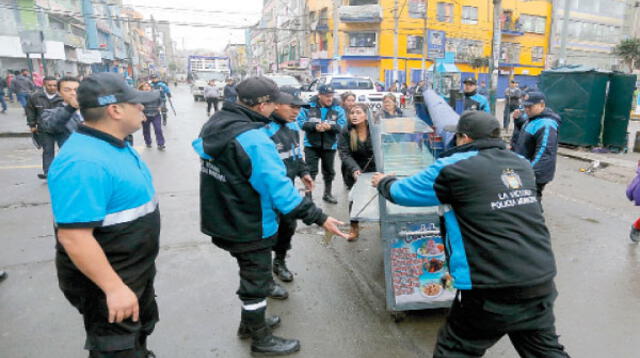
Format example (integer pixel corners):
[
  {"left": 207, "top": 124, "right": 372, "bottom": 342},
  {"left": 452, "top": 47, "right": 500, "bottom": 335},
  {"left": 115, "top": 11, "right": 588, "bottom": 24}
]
[{"left": 0, "top": 68, "right": 575, "bottom": 357}]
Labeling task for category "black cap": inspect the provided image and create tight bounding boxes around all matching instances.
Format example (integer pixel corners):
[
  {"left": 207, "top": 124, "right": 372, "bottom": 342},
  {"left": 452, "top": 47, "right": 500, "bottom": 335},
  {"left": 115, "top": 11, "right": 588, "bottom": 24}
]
[
  {"left": 275, "top": 86, "right": 308, "bottom": 107},
  {"left": 462, "top": 77, "right": 477, "bottom": 85},
  {"left": 236, "top": 76, "right": 280, "bottom": 106},
  {"left": 318, "top": 84, "right": 335, "bottom": 94},
  {"left": 444, "top": 111, "right": 500, "bottom": 139},
  {"left": 77, "top": 72, "right": 160, "bottom": 109},
  {"left": 150, "top": 74, "right": 158, "bottom": 79},
  {"left": 522, "top": 92, "right": 546, "bottom": 106}
]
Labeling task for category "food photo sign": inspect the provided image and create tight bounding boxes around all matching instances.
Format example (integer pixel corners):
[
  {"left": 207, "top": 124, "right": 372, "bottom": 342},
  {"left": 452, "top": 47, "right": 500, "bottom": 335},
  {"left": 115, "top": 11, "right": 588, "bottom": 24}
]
[{"left": 390, "top": 223, "right": 455, "bottom": 305}]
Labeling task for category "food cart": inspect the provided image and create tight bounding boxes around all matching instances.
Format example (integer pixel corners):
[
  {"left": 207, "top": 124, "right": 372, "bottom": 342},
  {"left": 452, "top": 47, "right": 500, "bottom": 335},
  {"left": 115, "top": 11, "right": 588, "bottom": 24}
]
[{"left": 350, "top": 115, "right": 455, "bottom": 321}]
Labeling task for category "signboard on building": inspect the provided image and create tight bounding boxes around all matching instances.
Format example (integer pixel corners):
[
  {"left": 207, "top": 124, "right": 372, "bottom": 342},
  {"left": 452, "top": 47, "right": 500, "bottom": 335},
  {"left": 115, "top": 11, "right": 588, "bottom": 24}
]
[
  {"left": 19, "top": 31, "right": 46, "bottom": 54},
  {"left": 427, "top": 30, "right": 445, "bottom": 59}
]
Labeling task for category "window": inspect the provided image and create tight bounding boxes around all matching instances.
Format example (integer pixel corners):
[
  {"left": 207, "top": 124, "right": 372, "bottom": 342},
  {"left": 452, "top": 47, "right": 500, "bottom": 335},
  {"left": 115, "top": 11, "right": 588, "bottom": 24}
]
[
  {"left": 500, "top": 42, "right": 521, "bottom": 63},
  {"left": 407, "top": 35, "right": 423, "bottom": 54},
  {"left": 48, "top": 16, "right": 65, "bottom": 31},
  {"left": 349, "top": 32, "right": 376, "bottom": 47},
  {"left": 531, "top": 47, "right": 543, "bottom": 62},
  {"left": 408, "top": 0, "right": 426, "bottom": 18},
  {"left": 349, "top": 0, "right": 377, "bottom": 4},
  {"left": 437, "top": 2, "right": 454, "bottom": 23},
  {"left": 520, "top": 15, "right": 546, "bottom": 34},
  {"left": 461, "top": 6, "right": 478, "bottom": 25},
  {"left": 445, "top": 38, "right": 483, "bottom": 62}
]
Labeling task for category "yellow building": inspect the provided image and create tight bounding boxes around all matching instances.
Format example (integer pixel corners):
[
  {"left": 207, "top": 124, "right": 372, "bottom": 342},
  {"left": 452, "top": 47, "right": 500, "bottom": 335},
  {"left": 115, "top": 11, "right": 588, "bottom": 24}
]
[{"left": 306, "top": 0, "right": 552, "bottom": 92}]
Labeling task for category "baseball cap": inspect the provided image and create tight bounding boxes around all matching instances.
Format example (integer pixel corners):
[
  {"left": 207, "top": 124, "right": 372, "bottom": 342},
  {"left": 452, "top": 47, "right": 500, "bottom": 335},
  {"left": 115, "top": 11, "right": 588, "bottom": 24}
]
[
  {"left": 318, "top": 84, "right": 335, "bottom": 94},
  {"left": 462, "top": 77, "right": 477, "bottom": 85},
  {"left": 522, "top": 92, "right": 546, "bottom": 106},
  {"left": 77, "top": 72, "right": 160, "bottom": 109},
  {"left": 444, "top": 111, "right": 500, "bottom": 140},
  {"left": 236, "top": 76, "right": 280, "bottom": 106},
  {"left": 275, "top": 86, "right": 308, "bottom": 107}
]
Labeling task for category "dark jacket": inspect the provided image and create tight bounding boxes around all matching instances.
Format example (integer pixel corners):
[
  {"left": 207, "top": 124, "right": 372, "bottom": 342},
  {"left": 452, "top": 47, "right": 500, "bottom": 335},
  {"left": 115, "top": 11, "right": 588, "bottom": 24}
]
[
  {"left": 296, "top": 96, "right": 346, "bottom": 150},
  {"left": 463, "top": 91, "right": 490, "bottom": 112},
  {"left": 25, "top": 90, "right": 64, "bottom": 129},
  {"left": 10, "top": 74, "right": 34, "bottom": 94},
  {"left": 513, "top": 108, "right": 561, "bottom": 184},
  {"left": 378, "top": 138, "right": 557, "bottom": 298},
  {"left": 267, "top": 113, "right": 309, "bottom": 181},
  {"left": 223, "top": 84, "right": 237, "bottom": 103},
  {"left": 193, "top": 102, "right": 327, "bottom": 252},
  {"left": 40, "top": 105, "right": 83, "bottom": 144},
  {"left": 381, "top": 107, "right": 404, "bottom": 118},
  {"left": 142, "top": 90, "right": 164, "bottom": 118},
  {"left": 0, "top": 78, "right": 7, "bottom": 90},
  {"left": 337, "top": 124, "right": 376, "bottom": 189}
]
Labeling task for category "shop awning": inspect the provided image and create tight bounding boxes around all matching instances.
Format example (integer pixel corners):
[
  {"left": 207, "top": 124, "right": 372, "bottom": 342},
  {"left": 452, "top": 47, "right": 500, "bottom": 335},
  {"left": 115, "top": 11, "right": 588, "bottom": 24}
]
[{"left": 427, "top": 63, "right": 461, "bottom": 73}]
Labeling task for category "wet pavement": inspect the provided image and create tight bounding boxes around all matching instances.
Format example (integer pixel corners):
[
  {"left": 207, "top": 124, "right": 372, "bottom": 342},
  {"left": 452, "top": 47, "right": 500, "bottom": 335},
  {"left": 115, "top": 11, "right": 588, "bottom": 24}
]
[{"left": 1, "top": 85, "right": 639, "bottom": 357}]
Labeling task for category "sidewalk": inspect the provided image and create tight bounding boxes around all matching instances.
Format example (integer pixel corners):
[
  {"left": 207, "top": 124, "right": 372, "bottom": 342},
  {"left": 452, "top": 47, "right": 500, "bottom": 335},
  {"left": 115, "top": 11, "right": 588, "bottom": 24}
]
[{"left": 0, "top": 100, "right": 30, "bottom": 137}]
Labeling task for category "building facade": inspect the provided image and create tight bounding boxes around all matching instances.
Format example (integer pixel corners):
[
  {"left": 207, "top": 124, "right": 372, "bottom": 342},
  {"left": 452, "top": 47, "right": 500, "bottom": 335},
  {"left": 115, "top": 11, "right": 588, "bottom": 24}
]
[
  {"left": 303, "top": 0, "right": 552, "bottom": 92},
  {"left": 549, "top": 0, "right": 631, "bottom": 70}
]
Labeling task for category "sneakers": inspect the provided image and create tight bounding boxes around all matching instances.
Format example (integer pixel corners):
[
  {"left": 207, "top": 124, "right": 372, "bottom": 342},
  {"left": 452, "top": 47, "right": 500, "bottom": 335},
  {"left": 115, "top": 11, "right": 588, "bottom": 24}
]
[
  {"left": 630, "top": 225, "right": 640, "bottom": 243},
  {"left": 158, "top": 145, "right": 166, "bottom": 150},
  {"left": 37, "top": 173, "right": 47, "bottom": 179},
  {"left": 146, "top": 144, "right": 152, "bottom": 148}
]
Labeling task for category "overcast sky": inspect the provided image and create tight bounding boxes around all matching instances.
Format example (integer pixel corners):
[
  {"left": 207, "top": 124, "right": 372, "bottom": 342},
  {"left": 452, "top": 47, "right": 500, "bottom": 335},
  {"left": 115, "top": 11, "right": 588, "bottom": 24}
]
[{"left": 124, "top": 0, "right": 263, "bottom": 52}]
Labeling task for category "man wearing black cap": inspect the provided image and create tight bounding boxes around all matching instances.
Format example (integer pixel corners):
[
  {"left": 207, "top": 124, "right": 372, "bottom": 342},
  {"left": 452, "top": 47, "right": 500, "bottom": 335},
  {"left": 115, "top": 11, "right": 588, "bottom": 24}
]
[
  {"left": 296, "top": 84, "right": 347, "bottom": 204},
  {"left": 193, "top": 76, "right": 347, "bottom": 356},
  {"left": 513, "top": 92, "right": 561, "bottom": 202},
  {"left": 47, "top": 72, "right": 162, "bottom": 357},
  {"left": 372, "top": 111, "right": 569, "bottom": 358},
  {"left": 268, "top": 86, "right": 314, "bottom": 284},
  {"left": 462, "top": 77, "right": 490, "bottom": 113}
]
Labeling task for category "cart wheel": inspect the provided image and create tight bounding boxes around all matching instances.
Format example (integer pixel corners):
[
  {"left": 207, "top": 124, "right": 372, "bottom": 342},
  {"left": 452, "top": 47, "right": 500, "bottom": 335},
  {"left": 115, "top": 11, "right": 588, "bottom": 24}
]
[{"left": 391, "top": 311, "right": 406, "bottom": 322}]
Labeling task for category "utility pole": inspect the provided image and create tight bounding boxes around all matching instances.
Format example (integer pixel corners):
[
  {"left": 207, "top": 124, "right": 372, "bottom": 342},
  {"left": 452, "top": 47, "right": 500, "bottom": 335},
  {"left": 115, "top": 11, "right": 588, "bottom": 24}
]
[
  {"left": 275, "top": 20, "right": 279, "bottom": 73},
  {"left": 393, "top": 0, "right": 399, "bottom": 85},
  {"left": 332, "top": 0, "right": 340, "bottom": 74},
  {"left": 558, "top": 0, "right": 571, "bottom": 67},
  {"left": 151, "top": 15, "right": 158, "bottom": 75},
  {"left": 488, "top": 0, "right": 502, "bottom": 114},
  {"left": 421, "top": 0, "right": 428, "bottom": 82}
]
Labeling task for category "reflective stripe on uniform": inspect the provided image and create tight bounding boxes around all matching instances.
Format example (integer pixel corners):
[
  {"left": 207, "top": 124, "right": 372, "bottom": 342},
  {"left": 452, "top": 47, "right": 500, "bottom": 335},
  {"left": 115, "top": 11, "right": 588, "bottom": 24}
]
[
  {"left": 102, "top": 196, "right": 159, "bottom": 227},
  {"left": 242, "top": 300, "right": 267, "bottom": 311}
]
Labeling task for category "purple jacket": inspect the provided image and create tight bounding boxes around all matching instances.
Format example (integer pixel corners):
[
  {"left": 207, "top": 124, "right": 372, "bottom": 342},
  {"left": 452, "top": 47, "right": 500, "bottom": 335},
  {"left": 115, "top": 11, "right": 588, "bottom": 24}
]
[{"left": 626, "top": 167, "right": 640, "bottom": 205}]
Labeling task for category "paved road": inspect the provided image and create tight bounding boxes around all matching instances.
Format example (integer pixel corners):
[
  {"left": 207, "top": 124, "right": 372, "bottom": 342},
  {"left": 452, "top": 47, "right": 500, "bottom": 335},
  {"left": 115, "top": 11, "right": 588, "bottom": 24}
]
[{"left": 1, "top": 85, "right": 639, "bottom": 357}]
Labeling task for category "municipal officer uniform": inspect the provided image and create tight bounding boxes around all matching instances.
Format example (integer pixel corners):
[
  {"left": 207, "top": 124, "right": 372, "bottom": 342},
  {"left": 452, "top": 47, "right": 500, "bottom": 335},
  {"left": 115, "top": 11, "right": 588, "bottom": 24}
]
[
  {"left": 193, "top": 77, "right": 329, "bottom": 355},
  {"left": 296, "top": 85, "right": 346, "bottom": 203},
  {"left": 462, "top": 77, "right": 490, "bottom": 113},
  {"left": 48, "top": 73, "right": 161, "bottom": 357},
  {"left": 267, "top": 87, "right": 310, "bottom": 282},
  {"left": 377, "top": 111, "right": 569, "bottom": 358}
]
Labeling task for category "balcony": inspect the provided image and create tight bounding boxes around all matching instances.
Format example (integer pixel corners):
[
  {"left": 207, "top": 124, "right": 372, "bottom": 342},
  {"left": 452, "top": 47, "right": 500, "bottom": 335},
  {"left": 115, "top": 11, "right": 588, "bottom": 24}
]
[
  {"left": 343, "top": 46, "right": 377, "bottom": 57},
  {"left": 501, "top": 12, "right": 523, "bottom": 36},
  {"left": 338, "top": 5, "right": 383, "bottom": 23}
]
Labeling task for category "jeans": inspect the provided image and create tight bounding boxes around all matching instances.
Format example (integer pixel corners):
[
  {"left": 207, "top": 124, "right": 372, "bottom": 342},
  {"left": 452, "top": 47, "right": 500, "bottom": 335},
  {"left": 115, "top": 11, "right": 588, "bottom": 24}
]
[
  {"left": 16, "top": 92, "right": 29, "bottom": 108},
  {"left": 142, "top": 114, "right": 165, "bottom": 146},
  {"left": 0, "top": 93, "right": 6, "bottom": 111}
]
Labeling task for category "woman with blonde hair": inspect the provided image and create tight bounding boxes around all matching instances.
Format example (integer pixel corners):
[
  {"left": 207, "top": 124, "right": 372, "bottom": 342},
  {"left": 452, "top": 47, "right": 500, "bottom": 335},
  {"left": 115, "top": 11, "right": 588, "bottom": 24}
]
[{"left": 338, "top": 103, "right": 377, "bottom": 241}]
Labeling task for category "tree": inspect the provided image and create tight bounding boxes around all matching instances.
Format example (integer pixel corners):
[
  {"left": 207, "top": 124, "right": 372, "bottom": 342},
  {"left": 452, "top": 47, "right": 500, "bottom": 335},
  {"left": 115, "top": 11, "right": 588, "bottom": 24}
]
[{"left": 613, "top": 38, "right": 640, "bottom": 73}]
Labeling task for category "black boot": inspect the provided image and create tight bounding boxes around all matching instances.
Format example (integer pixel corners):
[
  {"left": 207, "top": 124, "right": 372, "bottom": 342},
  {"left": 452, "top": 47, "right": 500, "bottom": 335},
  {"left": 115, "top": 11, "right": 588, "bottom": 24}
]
[
  {"left": 322, "top": 181, "right": 338, "bottom": 204},
  {"left": 273, "top": 254, "right": 293, "bottom": 282},
  {"left": 238, "top": 315, "right": 282, "bottom": 339},
  {"left": 251, "top": 326, "right": 300, "bottom": 356},
  {"left": 268, "top": 281, "right": 289, "bottom": 300}
]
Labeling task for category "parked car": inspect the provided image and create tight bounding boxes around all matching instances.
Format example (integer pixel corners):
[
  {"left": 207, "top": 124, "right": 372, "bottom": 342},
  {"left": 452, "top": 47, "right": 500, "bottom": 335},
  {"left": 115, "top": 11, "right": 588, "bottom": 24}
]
[{"left": 301, "top": 75, "right": 385, "bottom": 110}]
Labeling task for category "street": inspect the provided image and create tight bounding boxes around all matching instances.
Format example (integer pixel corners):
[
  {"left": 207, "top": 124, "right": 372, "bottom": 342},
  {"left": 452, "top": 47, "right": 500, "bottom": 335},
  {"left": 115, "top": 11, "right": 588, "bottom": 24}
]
[{"left": 1, "top": 85, "right": 640, "bottom": 357}]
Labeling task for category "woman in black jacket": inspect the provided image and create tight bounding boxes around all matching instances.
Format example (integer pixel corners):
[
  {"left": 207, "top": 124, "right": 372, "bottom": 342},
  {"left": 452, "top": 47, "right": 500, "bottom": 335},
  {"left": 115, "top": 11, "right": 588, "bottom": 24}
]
[{"left": 338, "top": 103, "right": 377, "bottom": 241}]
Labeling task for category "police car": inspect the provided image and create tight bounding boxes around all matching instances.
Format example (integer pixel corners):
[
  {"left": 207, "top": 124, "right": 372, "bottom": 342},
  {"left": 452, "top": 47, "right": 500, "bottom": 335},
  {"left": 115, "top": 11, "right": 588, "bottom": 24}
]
[{"left": 301, "top": 75, "right": 385, "bottom": 110}]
